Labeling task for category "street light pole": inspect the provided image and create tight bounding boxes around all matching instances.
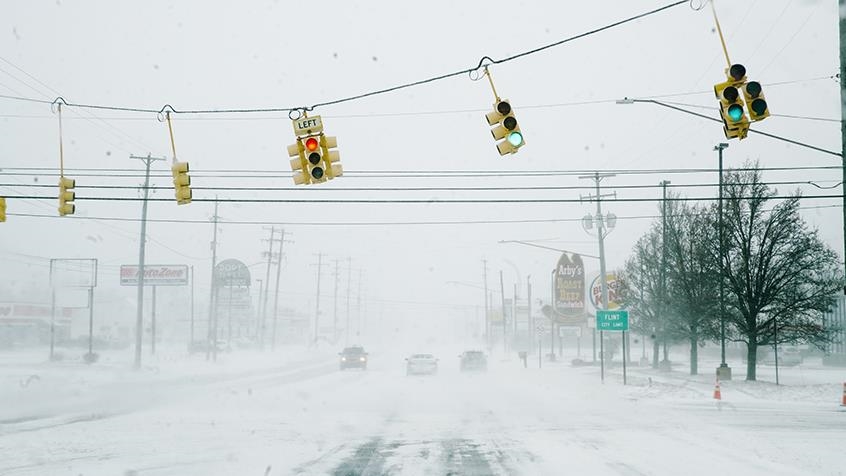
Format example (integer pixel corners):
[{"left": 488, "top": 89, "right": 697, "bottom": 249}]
[{"left": 715, "top": 143, "right": 732, "bottom": 380}]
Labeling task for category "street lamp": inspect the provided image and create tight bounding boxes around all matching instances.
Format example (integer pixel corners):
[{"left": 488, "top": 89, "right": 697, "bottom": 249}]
[{"left": 715, "top": 143, "right": 732, "bottom": 381}]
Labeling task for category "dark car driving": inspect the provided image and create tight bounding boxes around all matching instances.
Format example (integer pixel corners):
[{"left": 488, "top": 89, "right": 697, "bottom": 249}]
[
  {"left": 459, "top": 350, "right": 487, "bottom": 372},
  {"left": 339, "top": 346, "right": 368, "bottom": 370}
]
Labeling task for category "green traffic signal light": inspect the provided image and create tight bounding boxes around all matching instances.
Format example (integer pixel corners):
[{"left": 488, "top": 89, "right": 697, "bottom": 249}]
[
  {"left": 507, "top": 131, "right": 524, "bottom": 147},
  {"left": 727, "top": 104, "right": 744, "bottom": 122}
]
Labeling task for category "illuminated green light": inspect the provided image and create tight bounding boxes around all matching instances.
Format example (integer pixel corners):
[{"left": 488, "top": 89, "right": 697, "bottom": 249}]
[
  {"left": 727, "top": 104, "right": 743, "bottom": 122},
  {"left": 507, "top": 131, "right": 523, "bottom": 147}
]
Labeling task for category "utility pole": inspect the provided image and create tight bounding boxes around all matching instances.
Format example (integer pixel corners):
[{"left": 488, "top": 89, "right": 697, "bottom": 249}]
[
  {"left": 840, "top": 0, "right": 846, "bottom": 295},
  {"left": 190, "top": 265, "right": 195, "bottom": 345},
  {"left": 260, "top": 226, "right": 277, "bottom": 348},
  {"left": 499, "top": 270, "right": 507, "bottom": 354},
  {"left": 333, "top": 259, "right": 340, "bottom": 344},
  {"left": 715, "top": 143, "right": 731, "bottom": 380},
  {"left": 483, "top": 259, "right": 490, "bottom": 352},
  {"left": 579, "top": 172, "right": 616, "bottom": 383},
  {"left": 513, "top": 283, "right": 518, "bottom": 344},
  {"left": 660, "top": 180, "right": 670, "bottom": 368},
  {"left": 313, "top": 253, "right": 324, "bottom": 346},
  {"left": 207, "top": 199, "right": 220, "bottom": 361},
  {"left": 527, "top": 275, "right": 533, "bottom": 355},
  {"left": 345, "top": 257, "right": 352, "bottom": 346},
  {"left": 271, "top": 229, "right": 289, "bottom": 351},
  {"left": 356, "top": 269, "right": 363, "bottom": 338},
  {"left": 130, "top": 154, "right": 164, "bottom": 370},
  {"left": 255, "top": 278, "right": 262, "bottom": 342}
]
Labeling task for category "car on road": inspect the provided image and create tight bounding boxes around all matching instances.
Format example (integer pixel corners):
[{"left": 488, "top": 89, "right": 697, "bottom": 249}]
[
  {"left": 339, "top": 346, "right": 368, "bottom": 370},
  {"left": 405, "top": 354, "right": 438, "bottom": 376},
  {"left": 459, "top": 350, "right": 487, "bottom": 372}
]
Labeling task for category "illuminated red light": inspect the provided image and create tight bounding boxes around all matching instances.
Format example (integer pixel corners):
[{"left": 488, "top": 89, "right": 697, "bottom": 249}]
[{"left": 305, "top": 137, "right": 319, "bottom": 152}]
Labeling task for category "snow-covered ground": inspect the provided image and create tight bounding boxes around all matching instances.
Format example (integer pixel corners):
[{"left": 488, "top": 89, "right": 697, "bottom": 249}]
[{"left": 1, "top": 347, "right": 844, "bottom": 475}]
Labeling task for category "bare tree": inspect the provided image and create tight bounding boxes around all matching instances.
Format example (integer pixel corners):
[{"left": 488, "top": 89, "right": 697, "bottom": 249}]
[
  {"left": 719, "top": 165, "right": 842, "bottom": 381},
  {"left": 623, "top": 225, "right": 666, "bottom": 368},
  {"left": 663, "top": 199, "right": 720, "bottom": 375}
]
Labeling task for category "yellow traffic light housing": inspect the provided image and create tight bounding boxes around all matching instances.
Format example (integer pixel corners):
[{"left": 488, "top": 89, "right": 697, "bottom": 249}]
[
  {"left": 288, "top": 114, "right": 342, "bottom": 185},
  {"left": 58, "top": 176, "right": 75, "bottom": 216},
  {"left": 714, "top": 65, "right": 750, "bottom": 141},
  {"left": 323, "top": 135, "right": 343, "bottom": 179},
  {"left": 287, "top": 140, "right": 309, "bottom": 185},
  {"left": 0, "top": 197, "right": 6, "bottom": 222},
  {"left": 171, "top": 161, "right": 192, "bottom": 205},
  {"left": 486, "top": 100, "right": 524, "bottom": 155},
  {"left": 743, "top": 81, "right": 769, "bottom": 122}
]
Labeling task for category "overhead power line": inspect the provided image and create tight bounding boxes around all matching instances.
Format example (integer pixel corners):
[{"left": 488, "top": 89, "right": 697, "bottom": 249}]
[
  {"left": 0, "top": 74, "right": 835, "bottom": 122},
  {"left": 1, "top": 164, "right": 839, "bottom": 178},
  {"left": 5, "top": 194, "right": 840, "bottom": 204},
  {"left": 6, "top": 204, "right": 841, "bottom": 227},
  {"left": 0, "top": 179, "right": 839, "bottom": 192},
  {"left": 0, "top": 1, "right": 689, "bottom": 115}
]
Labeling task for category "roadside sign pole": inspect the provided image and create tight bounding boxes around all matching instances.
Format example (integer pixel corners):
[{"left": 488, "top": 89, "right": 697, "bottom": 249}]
[
  {"left": 538, "top": 338, "right": 542, "bottom": 368},
  {"left": 87, "top": 286, "right": 94, "bottom": 356},
  {"left": 774, "top": 316, "right": 779, "bottom": 386},
  {"left": 151, "top": 285, "right": 157, "bottom": 355},
  {"left": 600, "top": 330, "right": 605, "bottom": 383},
  {"left": 597, "top": 310, "right": 630, "bottom": 384},
  {"left": 622, "top": 330, "right": 627, "bottom": 385}
]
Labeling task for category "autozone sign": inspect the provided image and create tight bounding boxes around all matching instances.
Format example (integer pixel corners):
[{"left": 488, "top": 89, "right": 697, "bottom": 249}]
[{"left": 120, "top": 265, "right": 188, "bottom": 286}]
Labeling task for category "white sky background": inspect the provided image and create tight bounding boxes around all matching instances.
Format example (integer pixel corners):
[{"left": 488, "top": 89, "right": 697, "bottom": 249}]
[{"left": 0, "top": 0, "right": 840, "bottom": 339}]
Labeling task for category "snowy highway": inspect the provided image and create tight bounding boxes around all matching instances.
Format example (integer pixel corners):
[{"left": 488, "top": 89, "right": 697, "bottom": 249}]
[{"left": 2, "top": 351, "right": 844, "bottom": 476}]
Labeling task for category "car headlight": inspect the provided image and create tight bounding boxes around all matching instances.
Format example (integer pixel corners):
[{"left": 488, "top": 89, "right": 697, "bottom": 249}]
[
  {"left": 341, "top": 357, "right": 347, "bottom": 361},
  {"left": 360, "top": 357, "right": 366, "bottom": 362}
]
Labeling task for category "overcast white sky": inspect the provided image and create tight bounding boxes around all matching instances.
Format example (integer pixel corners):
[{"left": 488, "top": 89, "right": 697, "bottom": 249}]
[{"left": 0, "top": 0, "right": 840, "bottom": 339}]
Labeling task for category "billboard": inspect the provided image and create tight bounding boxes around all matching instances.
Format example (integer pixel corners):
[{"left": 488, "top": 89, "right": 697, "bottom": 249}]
[
  {"left": 589, "top": 272, "right": 626, "bottom": 310},
  {"left": 214, "top": 259, "right": 251, "bottom": 288},
  {"left": 553, "top": 253, "right": 585, "bottom": 324},
  {"left": 0, "top": 303, "right": 72, "bottom": 320},
  {"left": 120, "top": 265, "right": 189, "bottom": 286}
]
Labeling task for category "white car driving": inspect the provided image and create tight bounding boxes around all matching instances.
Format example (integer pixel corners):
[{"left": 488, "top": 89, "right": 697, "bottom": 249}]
[{"left": 405, "top": 354, "right": 439, "bottom": 376}]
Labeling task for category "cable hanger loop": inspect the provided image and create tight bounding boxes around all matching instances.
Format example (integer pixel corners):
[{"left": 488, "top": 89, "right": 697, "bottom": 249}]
[
  {"left": 468, "top": 56, "right": 496, "bottom": 82},
  {"left": 689, "top": 0, "right": 707, "bottom": 11},
  {"left": 157, "top": 104, "right": 177, "bottom": 122},
  {"left": 50, "top": 96, "right": 67, "bottom": 114}
]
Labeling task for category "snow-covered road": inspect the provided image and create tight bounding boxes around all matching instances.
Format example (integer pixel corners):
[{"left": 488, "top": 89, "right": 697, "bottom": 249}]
[{"left": 2, "top": 353, "right": 844, "bottom": 475}]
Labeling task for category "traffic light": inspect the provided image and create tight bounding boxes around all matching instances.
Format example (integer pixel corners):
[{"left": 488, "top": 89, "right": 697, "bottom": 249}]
[
  {"left": 743, "top": 80, "right": 769, "bottom": 122},
  {"left": 714, "top": 64, "right": 749, "bottom": 140},
  {"left": 287, "top": 134, "right": 342, "bottom": 185},
  {"left": 304, "top": 136, "right": 326, "bottom": 183},
  {"left": 486, "top": 99, "right": 524, "bottom": 155},
  {"left": 323, "top": 135, "right": 343, "bottom": 179},
  {"left": 0, "top": 197, "right": 6, "bottom": 222},
  {"left": 58, "top": 176, "right": 75, "bottom": 216},
  {"left": 287, "top": 138, "right": 309, "bottom": 185},
  {"left": 171, "top": 161, "right": 192, "bottom": 205}
]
